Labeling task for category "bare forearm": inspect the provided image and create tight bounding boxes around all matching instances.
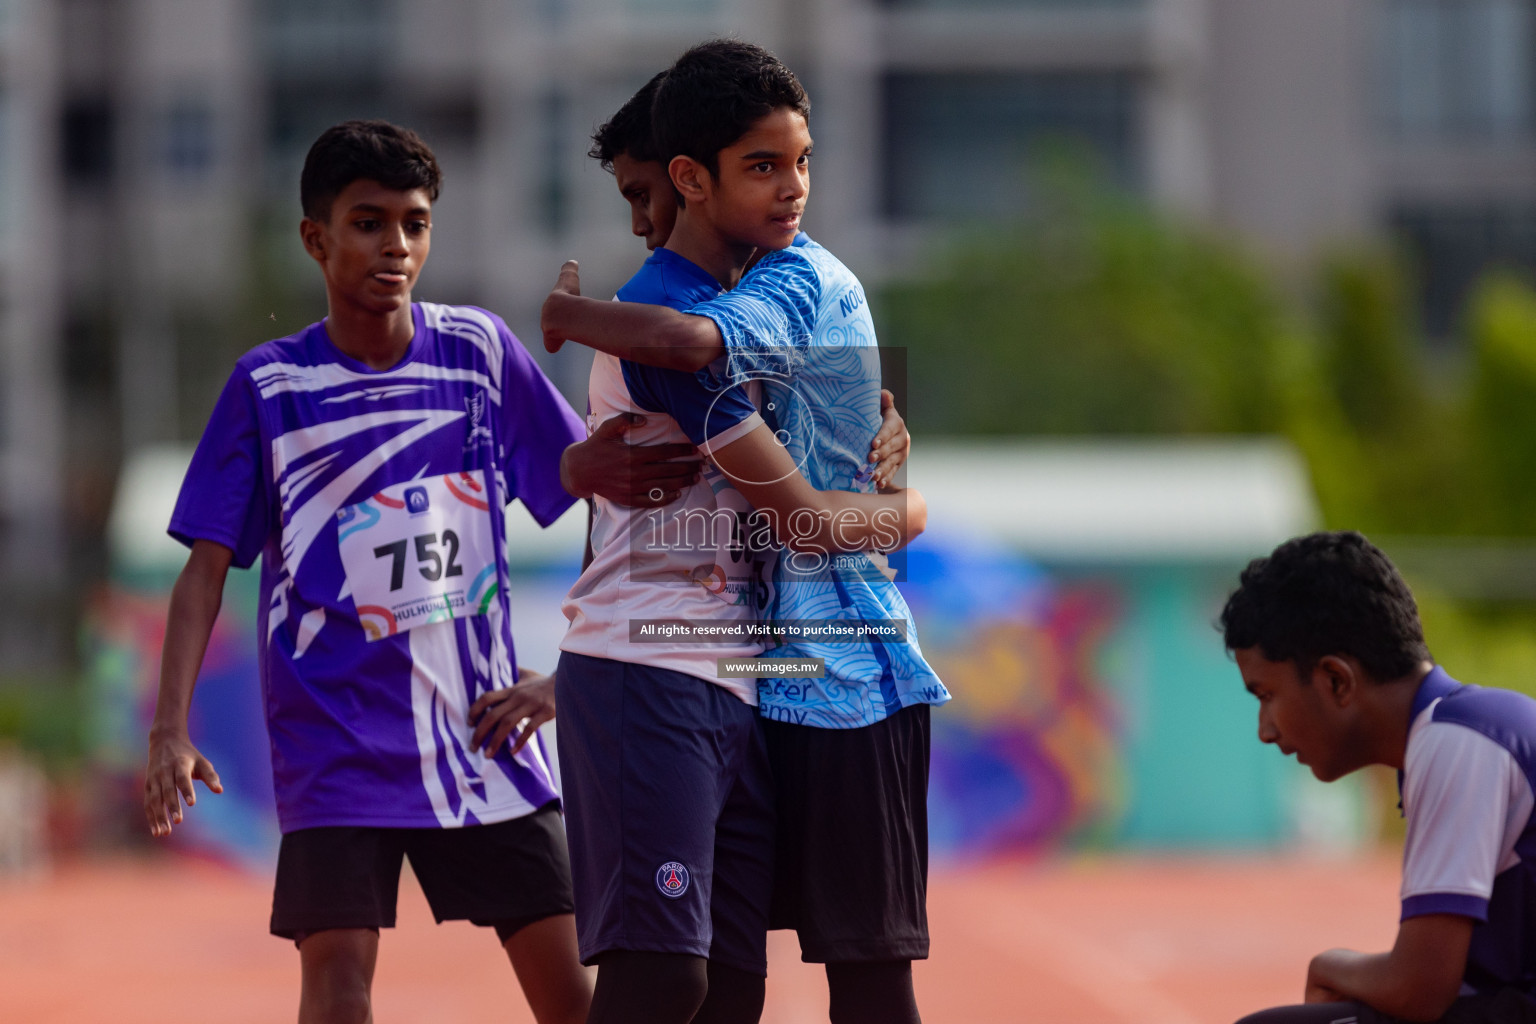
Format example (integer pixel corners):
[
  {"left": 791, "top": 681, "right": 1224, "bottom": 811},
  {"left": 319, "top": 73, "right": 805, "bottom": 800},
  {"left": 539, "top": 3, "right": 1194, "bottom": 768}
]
[
  {"left": 1311, "top": 952, "right": 1402, "bottom": 1010},
  {"left": 800, "top": 488, "right": 924, "bottom": 554},
  {"left": 1309, "top": 943, "right": 1462, "bottom": 1021},
  {"left": 545, "top": 291, "right": 722, "bottom": 371},
  {"left": 750, "top": 487, "right": 925, "bottom": 555},
  {"left": 716, "top": 424, "right": 926, "bottom": 554},
  {"left": 151, "top": 563, "right": 225, "bottom": 738}
]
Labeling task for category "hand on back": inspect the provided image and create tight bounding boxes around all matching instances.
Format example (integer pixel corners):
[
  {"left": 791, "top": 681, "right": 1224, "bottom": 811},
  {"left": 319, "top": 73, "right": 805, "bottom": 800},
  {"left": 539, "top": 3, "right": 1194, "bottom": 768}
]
[{"left": 564, "top": 413, "right": 702, "bottom": 507}]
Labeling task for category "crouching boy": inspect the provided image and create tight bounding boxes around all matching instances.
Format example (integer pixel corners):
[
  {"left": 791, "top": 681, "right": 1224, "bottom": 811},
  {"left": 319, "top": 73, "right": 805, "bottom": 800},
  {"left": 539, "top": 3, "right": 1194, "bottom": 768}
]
[{"left": 1223, "top": 531, "right": 1536, "bottom": 1024}]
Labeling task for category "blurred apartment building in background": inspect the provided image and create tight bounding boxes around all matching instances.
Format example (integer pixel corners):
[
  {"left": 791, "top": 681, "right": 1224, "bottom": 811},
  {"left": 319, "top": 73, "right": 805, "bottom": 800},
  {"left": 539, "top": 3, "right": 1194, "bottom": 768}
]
[{"left": 1, "top": 0, "right": 1533, "bottom": 667}]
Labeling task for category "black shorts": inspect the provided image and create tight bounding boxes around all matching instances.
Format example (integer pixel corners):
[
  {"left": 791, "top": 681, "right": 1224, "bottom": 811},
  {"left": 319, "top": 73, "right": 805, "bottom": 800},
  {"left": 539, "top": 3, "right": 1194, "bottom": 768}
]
[
  {"left": 1236, "top": 990, "right": 1536, "bottom": 1024},
  {"left": 764, "top": 702, "right": 931, "bottom": 963},
  {"left": 270, "top": 802, "right": 574, "bottom": 943}
]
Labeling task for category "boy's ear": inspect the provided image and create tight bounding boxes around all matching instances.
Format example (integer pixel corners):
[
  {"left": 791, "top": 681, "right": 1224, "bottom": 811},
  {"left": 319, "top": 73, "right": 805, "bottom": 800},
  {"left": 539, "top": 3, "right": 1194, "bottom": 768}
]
[
  {"left": 668, "top": 155, "right": 711, "bottom": 206},
  {"left": 299, "top": 217, "right": 327, "bottom": 263},
  {"left": 1314, "top": 654, "right": 1360, "bottom": 707}
]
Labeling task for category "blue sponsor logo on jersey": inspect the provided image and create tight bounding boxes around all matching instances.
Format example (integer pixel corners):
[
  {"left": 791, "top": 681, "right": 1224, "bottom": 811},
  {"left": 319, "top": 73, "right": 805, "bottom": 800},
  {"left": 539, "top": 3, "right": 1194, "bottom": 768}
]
[
  {"left": 404, "top": 486, "right": 430, "bottom": 515},
  {"left": 837, "top": 284, "right": 865, "bottom": 318},
  {"left": 656, "top": 861, "right": 690, "bottom": 899}
]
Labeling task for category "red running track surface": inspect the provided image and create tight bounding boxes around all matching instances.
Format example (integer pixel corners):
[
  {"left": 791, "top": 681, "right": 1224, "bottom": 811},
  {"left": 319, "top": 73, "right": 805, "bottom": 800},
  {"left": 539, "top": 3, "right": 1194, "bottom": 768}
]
[{"left": 0, "top": 853, "right": 1400, "bottom": 1024}]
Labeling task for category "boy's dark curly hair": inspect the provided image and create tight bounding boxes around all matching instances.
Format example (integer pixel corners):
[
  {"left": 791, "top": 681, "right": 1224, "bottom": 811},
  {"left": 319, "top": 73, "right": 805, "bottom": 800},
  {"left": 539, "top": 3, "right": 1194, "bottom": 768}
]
[
  {"left": 652, "top": 39, "right": 809, "bottom": 181},
  {"left": 1220, "top": 531, "right": 1431, "bottom": 680},
  {"left": 590, "top": 71, "right": 668, "bottom": 172}
]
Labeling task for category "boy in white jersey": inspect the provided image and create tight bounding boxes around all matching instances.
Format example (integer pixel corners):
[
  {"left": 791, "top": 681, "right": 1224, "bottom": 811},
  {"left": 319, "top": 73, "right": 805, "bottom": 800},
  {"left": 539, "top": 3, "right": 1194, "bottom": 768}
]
[
  {"left": 551, "top": 68, "right": 929, "bottom": 1024},
  {"left": 1224, "top": 532, "right": 1536, "bottom": 1024},
  {"left": 138, "top": 120, "right": 644, "bottom": 1024},
  {"left": 544, "top": 41, "right": 948, "bottom": 1024}
]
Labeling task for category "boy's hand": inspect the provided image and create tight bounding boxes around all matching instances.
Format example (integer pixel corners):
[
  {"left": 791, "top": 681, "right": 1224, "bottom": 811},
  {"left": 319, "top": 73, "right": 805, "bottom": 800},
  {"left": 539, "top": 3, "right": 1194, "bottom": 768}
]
[
  {"left": 470, "top": 667, "right": 557, "bottom": 757},
  {"left": 870, "top": 389, "right": 910, "bottom": 489},
  {"left": 1305, "top": 950, "right": 1354, "bottom": 1002},
  {"left": 1303, "top": 980, "right": 1346, "bottom": 1004},
  {"left": 143, "top": 731, "right": 223, "bottom": 837},
  {"left": 1301, "top": 919, "right": 1472, "bottom": 1020},
  {"left": 562, "top": 413, "right": 702, "bottom": 506},
  {"left": 542, "top": 260, "right": 583, "bottom": 354}
]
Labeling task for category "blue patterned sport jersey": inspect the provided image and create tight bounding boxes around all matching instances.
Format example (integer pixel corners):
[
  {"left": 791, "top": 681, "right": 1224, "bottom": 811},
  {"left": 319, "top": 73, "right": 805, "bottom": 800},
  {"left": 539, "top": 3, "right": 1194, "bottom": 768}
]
[{"left": 689, "top": 234, "right": 950, "bottom": 729}]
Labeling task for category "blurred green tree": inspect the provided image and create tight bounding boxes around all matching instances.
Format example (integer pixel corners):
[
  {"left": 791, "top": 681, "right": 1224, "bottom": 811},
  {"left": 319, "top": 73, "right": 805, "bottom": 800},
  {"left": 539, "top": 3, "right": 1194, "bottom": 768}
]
[
  {"left": 1466, "top": 275, "right": 1536, "bottom": 535},
  {"left": 874, "top": 174, "right": 1536, "bottom": 543},
  {"left": 879, "top": 181, "right": 1292, "bottom": 437},
  {"left": 1300, "top": 250, "right": 1472, "bottom": 536}
]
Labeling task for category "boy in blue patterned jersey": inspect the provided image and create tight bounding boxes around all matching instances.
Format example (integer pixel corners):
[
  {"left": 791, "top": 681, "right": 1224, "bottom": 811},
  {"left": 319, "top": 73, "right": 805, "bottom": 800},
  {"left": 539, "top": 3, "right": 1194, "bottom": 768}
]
[
  {"left": 1224, "top": 532, "right": 1536, "bottom": 1024},
  {"left": 551, "top": 72, "right": 929, "bottom": 1024},
  {"left": 544, "top": 41, "right": 949, "bottom": 1024},
  {"left": 139, "top": 120, "right": 651, "bottom": 1024},
  {"left": 579, "top": 72, "right": 911, "bottom": 494}
]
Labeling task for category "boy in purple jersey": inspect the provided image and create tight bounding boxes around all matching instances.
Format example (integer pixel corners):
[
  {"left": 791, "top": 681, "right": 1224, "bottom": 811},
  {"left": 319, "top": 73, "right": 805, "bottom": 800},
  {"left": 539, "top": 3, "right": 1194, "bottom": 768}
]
[
  {"left": 1224, "top": 532, "right": 1536, "bottom": 1024},
  {"left": 140, "top": 120, "right": 616, "bottom": 1024}
]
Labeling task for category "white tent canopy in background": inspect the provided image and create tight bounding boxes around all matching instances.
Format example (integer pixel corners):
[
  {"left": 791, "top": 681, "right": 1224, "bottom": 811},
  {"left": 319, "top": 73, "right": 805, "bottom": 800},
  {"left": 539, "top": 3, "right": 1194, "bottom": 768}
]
[
  {"left": 109, "top": 437, "right": 1320, "bottom": 574},
  {"left": 913, "top": 438, "right": 1319, "bottom": 562}
]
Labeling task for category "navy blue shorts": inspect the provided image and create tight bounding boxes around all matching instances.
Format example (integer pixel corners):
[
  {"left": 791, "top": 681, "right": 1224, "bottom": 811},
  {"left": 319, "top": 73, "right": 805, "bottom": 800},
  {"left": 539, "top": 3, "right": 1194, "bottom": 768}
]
[{"left": 555, "top": 652, "right": 775, "bottom": 975}]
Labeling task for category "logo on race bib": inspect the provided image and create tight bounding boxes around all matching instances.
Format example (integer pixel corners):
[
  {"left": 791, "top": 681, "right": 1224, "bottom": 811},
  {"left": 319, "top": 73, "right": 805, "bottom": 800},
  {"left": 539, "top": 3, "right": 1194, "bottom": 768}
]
[
  {"left": 336, "top": 472, "right": 498, "bottom": 641},
  {"left": 691, "top": 563, "right": 729, "bottom": 595},
  {"left": 655, "top": 861, "right": 690, "bottom": 899}
]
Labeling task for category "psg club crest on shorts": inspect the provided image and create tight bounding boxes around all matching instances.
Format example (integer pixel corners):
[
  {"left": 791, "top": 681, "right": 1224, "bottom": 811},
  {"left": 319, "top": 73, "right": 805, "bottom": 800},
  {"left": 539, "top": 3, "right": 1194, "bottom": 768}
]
[{"left": 656, "top": 861, "right": 690, "bottom": 899}]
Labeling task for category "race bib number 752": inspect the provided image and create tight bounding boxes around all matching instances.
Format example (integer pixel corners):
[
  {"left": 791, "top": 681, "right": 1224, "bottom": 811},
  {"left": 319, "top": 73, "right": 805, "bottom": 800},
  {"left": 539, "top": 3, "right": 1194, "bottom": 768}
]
[{"left": 336, "top": 472, "right": 499, "bottom": 641}]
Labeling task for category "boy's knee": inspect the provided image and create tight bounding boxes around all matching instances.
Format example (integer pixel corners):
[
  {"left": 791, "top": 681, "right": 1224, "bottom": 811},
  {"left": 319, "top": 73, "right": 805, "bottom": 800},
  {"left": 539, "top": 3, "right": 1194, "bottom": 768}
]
[
  {"left": 826, "top": 960, "right": 919, "bottom": 1024},
  {"left": 298, "top": 969, "right": 371, "bottom": 1024},
  {"left": 589, "top": 950, "right": 708, "bottom": 1024},
  {"left": 691, "top": 961, "right": 766, "bottom": 1024},
  {"left": 301, "top": 984, "right": 371, "bottom": 1024},
  {"left": 500, "top": 915, "right": 593, "bottom": 1024},
  {"left": 298, "top": 930, "right": 377, "bottom": 1024}
]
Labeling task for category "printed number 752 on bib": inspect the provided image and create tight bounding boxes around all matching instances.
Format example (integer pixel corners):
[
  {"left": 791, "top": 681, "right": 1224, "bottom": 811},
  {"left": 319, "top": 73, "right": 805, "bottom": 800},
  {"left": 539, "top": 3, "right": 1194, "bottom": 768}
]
[{"left": 336, "top": 472, "right": 499, "bottom": 641}]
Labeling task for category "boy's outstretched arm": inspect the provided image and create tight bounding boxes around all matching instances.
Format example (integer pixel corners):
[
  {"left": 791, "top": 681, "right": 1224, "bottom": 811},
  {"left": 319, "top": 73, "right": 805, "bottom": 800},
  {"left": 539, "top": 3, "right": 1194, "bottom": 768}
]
[
  {"left": 710, "top": 423, "right": 925, "bottom": 554},
  {"left": 143, "top": 538, "right": 229, "bottom": 837},
  {"left": 1304, "top": 914, "right": 1474, "bottom": 1021},
  {"left": 542, "top": 261, "right": 722, "bottom": 372}
]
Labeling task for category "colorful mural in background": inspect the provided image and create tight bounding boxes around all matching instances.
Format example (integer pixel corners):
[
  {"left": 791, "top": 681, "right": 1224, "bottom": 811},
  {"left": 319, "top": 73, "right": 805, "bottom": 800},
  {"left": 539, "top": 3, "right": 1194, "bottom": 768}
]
[
  {"left": 82, "top": 569, "right": 279, "bottom": 870},
  {"left": 905, "top": 531, "right": 1125, "bottom": 856},
  {"left": 80, "top": 507, "right": 1337, "bottom": 870}
]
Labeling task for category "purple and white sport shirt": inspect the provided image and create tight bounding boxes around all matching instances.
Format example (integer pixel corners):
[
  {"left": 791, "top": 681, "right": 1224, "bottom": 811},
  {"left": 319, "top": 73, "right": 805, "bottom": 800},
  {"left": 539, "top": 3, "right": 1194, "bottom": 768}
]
[
  {"left": 170, "top": 302, "right": 585, "bottom": 833},
  {"left": 1399, "top": 666, "right": 1536, "bottom": 994}
]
